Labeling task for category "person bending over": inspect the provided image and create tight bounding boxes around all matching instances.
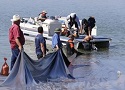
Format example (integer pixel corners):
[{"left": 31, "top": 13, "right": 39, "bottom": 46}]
[
  {"left": 80, "top": 18, "right": 89, "bottom": 35},
  {"left": 88, "top": 16, "right": 96, "bottom": 36},
  {"left": 65, "top": 13, "right": 80, "bottom": 37}
]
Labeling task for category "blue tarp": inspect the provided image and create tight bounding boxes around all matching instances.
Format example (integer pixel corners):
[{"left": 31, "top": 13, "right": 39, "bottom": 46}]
[{"left": 1, "top": 49, "right": 74, "bottom": 87}]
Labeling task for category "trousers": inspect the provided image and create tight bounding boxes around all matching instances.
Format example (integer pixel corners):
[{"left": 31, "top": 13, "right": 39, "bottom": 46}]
[{"left": 10, "top": 47, "right": 20, "bottom": 70}]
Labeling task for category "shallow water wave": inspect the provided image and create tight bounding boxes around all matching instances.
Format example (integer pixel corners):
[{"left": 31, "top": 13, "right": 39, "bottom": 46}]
[{"left": 6, "top": 76, "right": 125, "bottom": 90}]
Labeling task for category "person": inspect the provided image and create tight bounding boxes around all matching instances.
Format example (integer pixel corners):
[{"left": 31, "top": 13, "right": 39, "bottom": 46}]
[
  {"left": 87, "top": 16, "right": 96, "bottom": 36},
  {"left": 80, "top": 18, "right": 89, "bottom": 35},
  {"left": 66, "top": 35, "right": 77, "bottom": 56},
  {"left": 9, "top": 14, "right": 25, "bottom": 70},
  {"left": 65, "top": 13, "right": 80, "bottom": 37},
  {"left": 52, "top": 28, "right": 62, "bottom": 51},
  {"left": 35, "top": 26, "right": 47, "bottom": 59},
  {"left": 38, "top": 10, "right": 47, "bottom": 22}
]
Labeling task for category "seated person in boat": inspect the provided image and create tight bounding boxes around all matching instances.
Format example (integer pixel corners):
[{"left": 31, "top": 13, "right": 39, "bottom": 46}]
[
  {"left": 80, "top": 18, "right": 89, "bottom": 35},
  {"left": 87, "top": 16, "right": 96, "bottom": 36},
  {"left": 66, "top": 35, "right": 77, "bottom": 56},
  {"left": 35, "top": 26, "right": 47, "bottom": 59},
  {"left": 38, "top": 10, "right": 47, "bottom": 22},
  {"left": 52, "top": 28, "right": 62, "bottom": 51},
  {"left": 65, "top": 13, "right": 80, "bottom": 37}
]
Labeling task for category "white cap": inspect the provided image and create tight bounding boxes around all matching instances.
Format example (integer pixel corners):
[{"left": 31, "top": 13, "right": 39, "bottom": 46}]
[
  {"left": 11, "top": 14, "right": 20, "bottom": 22},
  {"left": 42, "top": 10, "right": 47, "bottom": 14},
  {"left": 70, "top": 13, "right": 76, "bottom": 18}
]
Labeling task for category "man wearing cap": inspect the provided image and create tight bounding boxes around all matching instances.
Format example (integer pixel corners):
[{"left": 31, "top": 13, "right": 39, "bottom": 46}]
[
  {"left": 52, "top": 28, "right": 62, "bottom": 51},
  {"left": 65, "top": 13, "right": 80, "bottom": 37},
  {"left": 9, "top": 14, "right": 25, "bottom": 70},
  {"left": 38, "top": 10, "right": 47, "bottom": 22}
]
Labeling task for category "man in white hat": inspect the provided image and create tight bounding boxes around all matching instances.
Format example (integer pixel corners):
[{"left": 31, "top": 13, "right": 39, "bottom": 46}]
[
  {"left": 9, "top": 14, "right": 25, "bottom": 70},
  {"left": 38, "top": 10, "right": 48, "bottom": 22},
  {"left": 65, "top": 13, "right": 80, "bottom": 37}
]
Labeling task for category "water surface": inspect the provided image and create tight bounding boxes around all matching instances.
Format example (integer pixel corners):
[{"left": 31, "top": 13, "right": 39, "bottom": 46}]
[{"left": 0, "top": 0, "right": 125, "bottom": 89}]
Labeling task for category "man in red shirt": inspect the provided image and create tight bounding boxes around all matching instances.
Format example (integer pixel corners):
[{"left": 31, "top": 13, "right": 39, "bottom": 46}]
[{"left": 9, "top": 14, "right": 25, "bottom": 70}]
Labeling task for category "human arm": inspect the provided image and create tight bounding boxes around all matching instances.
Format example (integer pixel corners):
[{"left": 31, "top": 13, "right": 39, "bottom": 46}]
[
  {"left": 88, "top": 27, "right": 91, "bottom": 36},
  {"left": 15, "top": 38, "right": 23, "bottom": 51},
  {"left": 13, "top": 25, "right": 24, "bottom": 51},
  {"left": 75, "top": 16, "right": 80, "bottom": 29},
  {"left": 40, "top": 43, "right": 46, "bottom": 57},
  {"left": 55, "top": 45, "right": 59, "bottom": 50}
]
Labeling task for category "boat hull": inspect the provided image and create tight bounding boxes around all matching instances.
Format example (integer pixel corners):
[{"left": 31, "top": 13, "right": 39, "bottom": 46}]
[{"left": 20, "top": 17, "right": 111, "bottom": 50}]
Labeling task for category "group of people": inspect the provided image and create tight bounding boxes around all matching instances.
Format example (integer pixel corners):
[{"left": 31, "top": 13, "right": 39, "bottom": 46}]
[
  {"left": 37, "top": 10, "right": 96, "bottom": 39},
  {"left": 9, "top": 14, "right": 63, "bottom": 71},
  {"left": 62, "top": 13, "right": 96, "bottom": 39},
  {"left": 9, "top": 12, "right": 96, "bottom": 71},
  {"left": 35, "top": 27, "right": 62, "bottom": 59}
]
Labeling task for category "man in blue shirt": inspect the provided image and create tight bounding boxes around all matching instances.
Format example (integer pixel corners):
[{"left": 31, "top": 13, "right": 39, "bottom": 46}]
[
  {"left": 35, "top": 26, "right": 47, "bottom": 59},
  {"left": 52, "top": 28, "right": 62, "bottom": 51}
]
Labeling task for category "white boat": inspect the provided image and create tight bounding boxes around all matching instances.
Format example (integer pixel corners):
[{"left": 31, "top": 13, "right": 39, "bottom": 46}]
[{"left": 20, "top": 16, "right": 111, "bottom": 50}]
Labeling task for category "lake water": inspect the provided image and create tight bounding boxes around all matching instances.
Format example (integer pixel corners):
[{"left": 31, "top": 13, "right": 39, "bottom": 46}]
[{"left": 0, "top": 0, "right": 125, "bottom": 89}]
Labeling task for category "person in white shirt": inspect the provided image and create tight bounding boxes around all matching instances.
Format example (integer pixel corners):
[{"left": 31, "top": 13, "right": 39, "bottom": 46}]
[{"left": 65, "top": 13, "right": 80, "bottom": 37}]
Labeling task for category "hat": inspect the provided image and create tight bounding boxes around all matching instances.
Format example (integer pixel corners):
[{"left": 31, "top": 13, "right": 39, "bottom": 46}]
[
  {"left": 42, "top": 10, "right": 47, "bottom": 14},
  {"left": 70, "top": 13, "right": 76, "bottom": 18},
  {"left": 11, "top": 14, "right": 20, "bottom": 22},
  {"left": 54, "top": 28, "right": 61, "bottom": 32}
]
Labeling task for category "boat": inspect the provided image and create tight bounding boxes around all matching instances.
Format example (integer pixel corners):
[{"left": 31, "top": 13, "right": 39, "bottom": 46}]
[{"left": 20, "top": 16, "right": 111, "bottom": 50}]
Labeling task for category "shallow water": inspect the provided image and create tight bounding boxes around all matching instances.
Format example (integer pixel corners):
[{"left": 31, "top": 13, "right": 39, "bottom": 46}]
[{"left": 0, "top": 0, "right": 125, "bottom": 89}]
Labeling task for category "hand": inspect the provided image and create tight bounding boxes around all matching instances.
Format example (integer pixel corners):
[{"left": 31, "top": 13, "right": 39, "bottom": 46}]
[
  {"left": 57, "top": 46, "right": 60, "bottom": 50},
  {"left": 43, "top": 54, "right": 46, "bottom": 57},
  {"left": 18, "top": 46, "right": 23, "bottom": 51}
]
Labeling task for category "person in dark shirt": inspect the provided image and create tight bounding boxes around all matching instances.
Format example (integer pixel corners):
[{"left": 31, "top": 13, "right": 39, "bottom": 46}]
[
  {"left": 80, "top": 18, "right": 89, "bottom": 35},
  {"left": 88, "top": 16, "right": 96, "bottom": 36},
  {"left": 35, "top": 26, "right": 47, "bottom": 59}
]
